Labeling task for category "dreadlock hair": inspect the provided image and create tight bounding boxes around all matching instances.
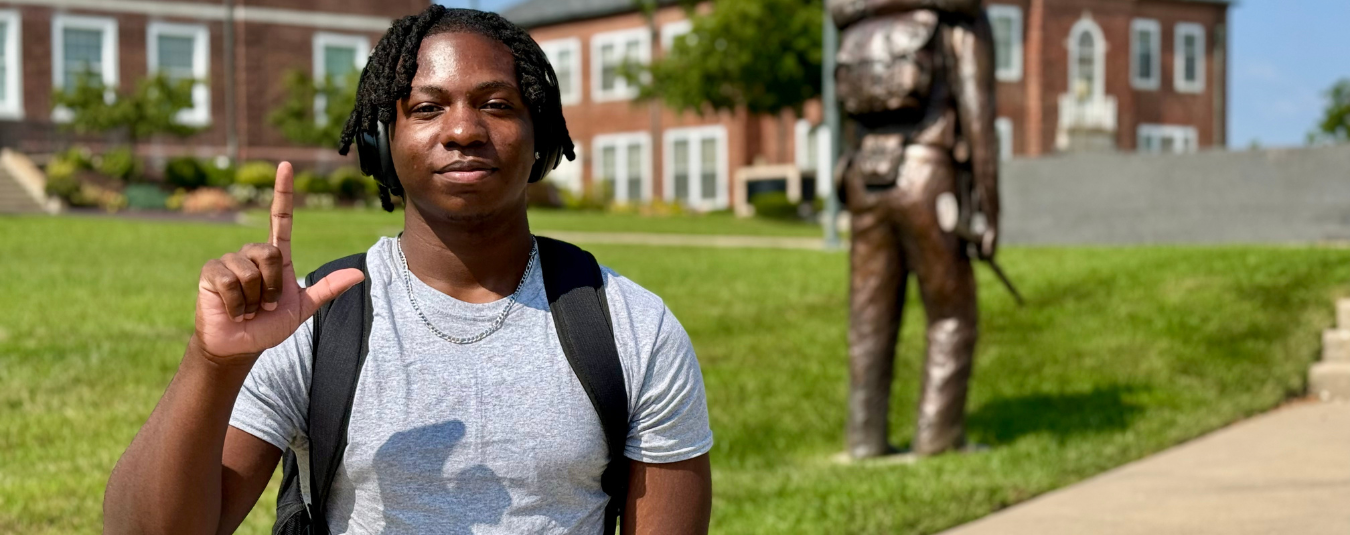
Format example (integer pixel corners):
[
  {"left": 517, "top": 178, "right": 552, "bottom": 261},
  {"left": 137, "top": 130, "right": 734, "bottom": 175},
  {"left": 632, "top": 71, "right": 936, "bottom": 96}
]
[{"left": 337, "top": 5, "right": 576, "bottom": 212}]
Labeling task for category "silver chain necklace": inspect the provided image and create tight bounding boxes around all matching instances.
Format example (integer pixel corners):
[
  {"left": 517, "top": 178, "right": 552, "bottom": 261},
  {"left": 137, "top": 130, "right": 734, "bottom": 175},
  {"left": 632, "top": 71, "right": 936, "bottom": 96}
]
[{"left": 394, "top": 233, "right": 538, "bottom": 345}]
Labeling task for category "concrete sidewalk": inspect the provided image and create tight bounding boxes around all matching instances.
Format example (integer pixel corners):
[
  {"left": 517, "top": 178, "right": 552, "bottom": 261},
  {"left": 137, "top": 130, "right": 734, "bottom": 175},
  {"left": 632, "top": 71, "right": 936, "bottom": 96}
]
[{"left": 939, "top": 400, "right": 1350, "bottom": 535}]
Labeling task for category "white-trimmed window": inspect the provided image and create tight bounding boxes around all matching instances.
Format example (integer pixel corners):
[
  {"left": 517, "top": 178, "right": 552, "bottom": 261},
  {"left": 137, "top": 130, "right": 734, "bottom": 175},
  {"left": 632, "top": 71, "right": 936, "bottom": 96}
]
[
  {"left": 0, "top": 10, "right": 23, "bottom": 119},
  {"left": 1137, "top": 124, "right": 1197, "bottom": 154},
  {"left": 987, "top": 5, "right": 1023, "bottom": 82},
  {"left": 52, "top": 14, "right": 118, "bottom": 121},
  {"left": 661, "top": 20, "right": 693, "bottom": 51},
  {"left": 540, "top": 38, "right": 581, "bottom": 106},
  {"left": 148, "top": 22, "right": 209, "bottom": 126},
  {"left": 1174, "top": 23, "right": 1205, "bottom": 93},
  {"left": 665, "top": 125, "right": 727, "bottom": 210},
  {"left": 593, "top": 132, "right": 651, "bottom": 202},
  {"left": 1067, "top": 16, "right": 1106, "bottom": 100},
  {"left": 312, "top": 32, "right": 369, "bottom": 124},
  {"left": 1130, "top": 19, "right": 1160, "bottom": 90},
  {"left": 995, "top": 117, "right": 1013, "bottom": 161},
  {"left": 550, "top": 143, "right": 584, "bottom": 194},
  {"left": 591, "top": 28, "right": 649, "bottom": 102}
]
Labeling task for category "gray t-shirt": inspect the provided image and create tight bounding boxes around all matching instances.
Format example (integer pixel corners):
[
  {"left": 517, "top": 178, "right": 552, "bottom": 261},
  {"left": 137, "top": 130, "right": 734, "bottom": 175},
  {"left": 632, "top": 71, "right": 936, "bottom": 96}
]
[{"left": 229, "top": 236, "right": 713, "bottom": 534}]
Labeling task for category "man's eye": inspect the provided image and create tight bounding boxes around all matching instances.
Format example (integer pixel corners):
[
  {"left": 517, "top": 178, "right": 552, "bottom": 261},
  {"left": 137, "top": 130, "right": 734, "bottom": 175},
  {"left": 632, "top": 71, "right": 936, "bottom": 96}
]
[
  {"left": 484, "top": 101, "right": 512, "bottom": 110},
  {"left": 412, "top": 105, "right": 439, "bottom": 114}
]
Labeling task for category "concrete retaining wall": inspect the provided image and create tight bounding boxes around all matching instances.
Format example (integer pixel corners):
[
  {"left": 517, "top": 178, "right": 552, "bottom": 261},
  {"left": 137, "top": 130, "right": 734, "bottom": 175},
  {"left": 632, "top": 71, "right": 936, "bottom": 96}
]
[{"left": 1000, "top": 145, "right": 1350, "bottom": 244}]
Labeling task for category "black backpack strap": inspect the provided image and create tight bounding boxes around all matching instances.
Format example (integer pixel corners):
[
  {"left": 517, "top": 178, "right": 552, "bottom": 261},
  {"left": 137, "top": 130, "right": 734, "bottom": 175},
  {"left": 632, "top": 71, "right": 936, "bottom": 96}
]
[
  {"left": 536, "top": 236, "right": 630, "bottom": 535},
  {"left": 272, "top": 252, "right": 371, "bottom": 535}
]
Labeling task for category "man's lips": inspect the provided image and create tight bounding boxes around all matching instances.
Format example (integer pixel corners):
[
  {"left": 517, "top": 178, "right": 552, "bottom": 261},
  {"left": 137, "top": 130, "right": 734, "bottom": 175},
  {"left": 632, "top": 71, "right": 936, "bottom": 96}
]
[{"left": 434, "top": 161, "right": 498, "bottom": 183}]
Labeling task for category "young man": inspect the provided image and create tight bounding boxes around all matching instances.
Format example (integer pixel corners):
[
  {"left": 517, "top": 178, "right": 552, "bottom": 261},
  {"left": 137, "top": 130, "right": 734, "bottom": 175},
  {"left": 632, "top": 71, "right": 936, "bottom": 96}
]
[{"left": 104, "top": 7, "right": 713, "bottom": 534}]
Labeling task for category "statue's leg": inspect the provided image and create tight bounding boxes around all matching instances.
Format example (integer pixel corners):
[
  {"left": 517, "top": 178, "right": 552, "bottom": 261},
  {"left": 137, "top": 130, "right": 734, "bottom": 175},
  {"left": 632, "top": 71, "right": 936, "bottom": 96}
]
[
  {"left": 895, "top": 151, "right": 978, "bottom": 456},
  {"left": 846, "top": 163, "right": 909, "bottom": 459}
]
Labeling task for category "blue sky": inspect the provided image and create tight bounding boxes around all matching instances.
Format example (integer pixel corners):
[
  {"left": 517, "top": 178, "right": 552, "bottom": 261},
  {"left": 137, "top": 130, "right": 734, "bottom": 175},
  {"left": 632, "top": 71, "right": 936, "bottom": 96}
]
[{"left": 442, "top": 0, "right": 1347, "bottom": 148}]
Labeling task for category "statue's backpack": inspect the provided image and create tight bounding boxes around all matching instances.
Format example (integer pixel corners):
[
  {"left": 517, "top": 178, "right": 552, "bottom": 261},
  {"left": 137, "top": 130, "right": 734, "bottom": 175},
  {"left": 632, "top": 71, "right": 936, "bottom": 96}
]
[{"left": 835, "top": 10, "right": 942, "bottom": 116}]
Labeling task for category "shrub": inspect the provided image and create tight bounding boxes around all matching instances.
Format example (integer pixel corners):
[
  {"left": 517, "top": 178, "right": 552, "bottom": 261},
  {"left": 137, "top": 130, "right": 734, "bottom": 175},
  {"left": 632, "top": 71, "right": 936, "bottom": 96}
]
[
  {"left": 329, "top": 166, "right": 374, "bottom": 202},
  {"left": 227, "top": 184, "right": 259, "bottom": 205},
  {"left": 182, "top": 187, "right": 238, "bottom": 213},
  {"left": 124, "top": 184, "right": 169, "bottom": 210},
  {"left": 235, "top": 161, "right": 276, "bottom": 189},
  {"left": 561, "top": 181, "right": 610, "bottom": 211},
  {"left": 294, "top": 170, "right": 334, "bottom": 195},
  {"left": 97, "top": 147, "right": 140, "bottom": 183},
  {"left": 204, "top": 161, "right": 235, "bottom": 188},
  {"left": 303, "top": 193, "right": 336, "bottom": 209},
  {"left": 166, "top": 188, "right": 188, "bottom": 211},
  {"left": 164, "top": 157, "right": 207, "bottom": 190},
  {"left": 45, "top": 172, "right": 81, "bottom": 202},
  {"left": 750, "top": 191, "right": 801, "bottom": 221}
]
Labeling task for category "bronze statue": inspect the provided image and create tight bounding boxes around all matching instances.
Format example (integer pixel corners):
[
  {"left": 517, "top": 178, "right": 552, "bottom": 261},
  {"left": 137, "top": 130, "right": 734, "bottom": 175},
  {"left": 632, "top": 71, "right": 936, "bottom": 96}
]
[{"left": 829, "top": 0, "right": 1000, "bottom": 458}]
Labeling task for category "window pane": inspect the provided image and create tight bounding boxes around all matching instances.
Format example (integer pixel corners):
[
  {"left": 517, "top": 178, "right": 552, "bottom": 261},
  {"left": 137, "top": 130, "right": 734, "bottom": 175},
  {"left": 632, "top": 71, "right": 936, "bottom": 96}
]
[
  {"left": 805, "top": 127, "right": 819, "bottom": 170},
  {"left": 555, "top": 48, "right": 572, "bottom": 97},
  {"left": 700, "top": 137, "right": 716, "bottom": 200},
  {"left": 63, "top": 28, "right": 103, "bottom": 91},
  {"left": 1183, "top": 35, "right": 1197, "bottom": 82},
  {"left": 324, "top": 45, "right": 357, "bottom": 82},
  {"left": 601, "top": 145, "right": 617, "bottom": 201},
  {"left": 1076, "top": 32, "right": 1094, "bottom": 96},
  {"left": 0, "top": 22, "right": 8, "bottom": 102},
  {"left": 993, "top": 16, "right": 1012, "bottom": 71},
  {"left": 624, "top": 39, "right": 640, "bottom": 62},
  {"left": 158, "top": 35, "right": 196, "bottom": 81},
  {"left": 1160, "top": 135, "right": 1175, "bottom": 153},
  {"left": 1136, "top": 30, "right": 1153, "bottom": 80},
  {"left": 626, "top": 143, "right": 642, "bottom": 201},
  {"left": 673, "top": 139, "right": 689, "bottom": 202},
  {"left": 600, "top": 44, "right": 617, "bottom": 91}
]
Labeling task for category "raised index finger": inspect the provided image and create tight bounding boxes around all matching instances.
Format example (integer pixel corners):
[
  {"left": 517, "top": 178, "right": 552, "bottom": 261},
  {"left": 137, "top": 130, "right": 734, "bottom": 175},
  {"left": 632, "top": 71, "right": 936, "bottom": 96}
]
[{"left": 268, "top": 161, "right": 295, "bottom": 267}]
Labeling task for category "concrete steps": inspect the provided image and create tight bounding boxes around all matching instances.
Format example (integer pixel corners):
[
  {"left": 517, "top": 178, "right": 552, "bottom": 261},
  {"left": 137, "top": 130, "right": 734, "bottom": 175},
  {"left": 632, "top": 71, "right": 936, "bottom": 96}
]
[
  {"left": 0, "top": 165, "right": 45, "bottom": 214},
  {"left": 1310, "top": 299, "right": 1350, "bottom": 400}
]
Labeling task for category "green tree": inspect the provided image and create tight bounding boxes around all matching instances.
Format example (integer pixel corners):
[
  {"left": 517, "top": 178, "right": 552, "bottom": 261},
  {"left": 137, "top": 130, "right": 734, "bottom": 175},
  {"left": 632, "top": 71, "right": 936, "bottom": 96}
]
[
  {"left": 1310, "top": 78, "right": 1350, "bottom": 144},
  {"left": 630, "top": 0, "right": 823, "bottom": 116},
  {"left": 52, "top": 69, "right": 203, "bottom": 171},
  {"left": 268, "top": 69, "right": 360, "bottom": 148}
]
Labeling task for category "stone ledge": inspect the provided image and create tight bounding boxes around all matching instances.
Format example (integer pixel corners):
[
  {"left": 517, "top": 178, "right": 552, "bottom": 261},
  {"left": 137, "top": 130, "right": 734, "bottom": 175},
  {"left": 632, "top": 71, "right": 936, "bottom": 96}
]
[
  {"left": 1322, "top": 329, "right": 1350, "bottom": 363},
  {"left": 1309, "top": 361, "right": 1350, "bottom": 401}
]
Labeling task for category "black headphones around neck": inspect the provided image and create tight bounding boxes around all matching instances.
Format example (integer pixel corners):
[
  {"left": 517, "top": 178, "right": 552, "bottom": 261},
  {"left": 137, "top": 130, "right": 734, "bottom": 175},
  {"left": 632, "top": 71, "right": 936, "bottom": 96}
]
[{"left": 355, "top": 115, "right": 564, "bottom": 191}]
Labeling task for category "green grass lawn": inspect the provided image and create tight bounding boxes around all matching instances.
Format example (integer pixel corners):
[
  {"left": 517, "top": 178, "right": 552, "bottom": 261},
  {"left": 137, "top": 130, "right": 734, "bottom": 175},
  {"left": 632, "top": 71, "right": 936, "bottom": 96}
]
[{"left": 1, "top": 211, "right": 1344, "bottom": 533}]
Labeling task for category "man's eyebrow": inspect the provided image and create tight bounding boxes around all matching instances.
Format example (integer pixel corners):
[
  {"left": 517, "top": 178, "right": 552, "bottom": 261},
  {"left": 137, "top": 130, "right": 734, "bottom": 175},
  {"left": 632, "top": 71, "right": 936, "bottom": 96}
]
[
  {"left": 473, "top": 80, "right": 518, "bottom": 93},
  {"left": 409, "top": 81, "right": 518, "bottom": 98}
]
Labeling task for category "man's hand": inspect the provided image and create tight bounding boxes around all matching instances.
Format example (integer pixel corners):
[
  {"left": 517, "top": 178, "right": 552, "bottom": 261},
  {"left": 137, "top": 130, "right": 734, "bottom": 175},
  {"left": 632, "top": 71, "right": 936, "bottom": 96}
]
[{"left": 193, "top": 161, "right": 365, "bottom": 362}]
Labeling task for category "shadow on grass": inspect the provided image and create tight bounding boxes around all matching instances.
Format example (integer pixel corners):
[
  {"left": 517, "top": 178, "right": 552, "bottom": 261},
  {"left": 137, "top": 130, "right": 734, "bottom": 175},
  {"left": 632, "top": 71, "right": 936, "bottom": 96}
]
[{"left": 966, "top": 385, "right": 1145, "bottom": 445}]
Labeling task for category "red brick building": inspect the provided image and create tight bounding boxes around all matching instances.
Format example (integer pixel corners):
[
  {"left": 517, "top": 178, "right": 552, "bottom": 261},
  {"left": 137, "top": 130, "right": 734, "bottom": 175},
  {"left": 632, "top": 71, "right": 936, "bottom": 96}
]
[
  {"left": 0, "top": 0, "right": 429, "bottom": 171},
  {"left": 506, "top": 0, "right": 1231, "bottom": 210}
]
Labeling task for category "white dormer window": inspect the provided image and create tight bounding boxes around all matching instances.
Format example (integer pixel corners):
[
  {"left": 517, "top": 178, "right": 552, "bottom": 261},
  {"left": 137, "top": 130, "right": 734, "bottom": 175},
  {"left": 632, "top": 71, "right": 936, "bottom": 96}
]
[
  {"left": 987, "top": 5, "right": 1023, "bottom": 82},
  {"left": 591, "top": 28, "right": 649, "bottom": 102},
  {"left": 540, "top": 38, "right": 581, "bottom": 106},
  {"left": 1130, "top": 19, "right": 1160, "bottom": 91},
  {"left": 1174, "top": 23, "right": 1206, "bottom": 93},
  {"left": 0, "top": 10, "right": 22, "bottom": 120},
  {"left": 148, "top": 22, "right": 210, "bottom": 126}
]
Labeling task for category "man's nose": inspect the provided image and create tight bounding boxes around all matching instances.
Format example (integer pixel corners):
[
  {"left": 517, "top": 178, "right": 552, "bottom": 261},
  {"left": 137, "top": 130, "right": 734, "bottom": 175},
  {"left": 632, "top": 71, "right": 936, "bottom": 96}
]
[{"left": 440, "top": 103, "right": 488, "bottom": 148}]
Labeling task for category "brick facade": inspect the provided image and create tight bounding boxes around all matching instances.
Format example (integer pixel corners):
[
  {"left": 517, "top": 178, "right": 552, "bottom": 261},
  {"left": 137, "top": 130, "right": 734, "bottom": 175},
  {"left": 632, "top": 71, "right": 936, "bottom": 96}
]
[
  {"left": 0, "top": 0, "right": 427, "bottom": 172},
  {"left": 515, "top": 0, "right": 1230, "bottom": 207}
]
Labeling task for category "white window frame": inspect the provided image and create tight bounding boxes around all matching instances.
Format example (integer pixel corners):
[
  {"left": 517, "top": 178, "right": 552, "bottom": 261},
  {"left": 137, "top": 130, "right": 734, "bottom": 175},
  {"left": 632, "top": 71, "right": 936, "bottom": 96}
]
[
  {"left": 0, "top": 10, "right": 23, "bottom": 120},
  {"left": 1173, "top": 23, "right": 1206, "bottom": 94},
  {"left": 1130, "top": 18, "right": 1161, "bottom": 91},
  {"left": 147, "top": 21, "right": 210, "bottom": 126},
  {"left": 987, "top": 4, "right": 1023, "bottom": 82},
  {"left": 661, "top": 20, "right": 693, "bottom": 51},
  {"left": 1137, "top": 123, "right": 1198, "bottom": 154},
  {"left": 995, "top": 117, "right": 1013, "bottom": 162},
  {"left": 52, "top": 14, "right": 119, "bottom": 122},
  {"left": 312, "top": 32, "right": 369, "bottom": 125},
  {"left": 539, "top": 37, "right": 582, "bottom": 106},
  {"left": 550, "top": 142, "right": 585, "bottom": 194},
  {"left": 1066, "top": 15, "right": 1107, "bottom": 100},
  {"left": 592, "top": 132, "right": 652, "bottom": 203},
  {"left": 663, "top": 125, "right": 728, "bottom": 210},
  {"left": 591, "top": 27, "right": 649, "bottom": 103}
]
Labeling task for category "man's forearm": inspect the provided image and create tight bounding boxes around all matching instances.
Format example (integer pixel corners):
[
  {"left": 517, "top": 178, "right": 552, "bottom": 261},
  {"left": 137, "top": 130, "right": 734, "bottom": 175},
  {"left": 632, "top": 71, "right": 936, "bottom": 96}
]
[{"left": 104, "top": 338, "right": 258, "bottom": 535}]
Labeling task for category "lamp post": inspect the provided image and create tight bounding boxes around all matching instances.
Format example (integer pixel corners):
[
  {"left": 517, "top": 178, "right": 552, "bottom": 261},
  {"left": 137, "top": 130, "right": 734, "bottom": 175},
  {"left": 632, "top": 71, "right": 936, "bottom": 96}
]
[{"left": 822, "top": 5, "right": 842, "bottom": 250}]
